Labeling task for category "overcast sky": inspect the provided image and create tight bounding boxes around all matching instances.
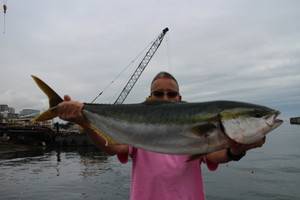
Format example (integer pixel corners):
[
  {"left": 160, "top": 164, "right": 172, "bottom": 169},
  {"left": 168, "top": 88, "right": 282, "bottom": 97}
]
[{"left": 0, "top": 0, "right": 299, "bottom": 117}]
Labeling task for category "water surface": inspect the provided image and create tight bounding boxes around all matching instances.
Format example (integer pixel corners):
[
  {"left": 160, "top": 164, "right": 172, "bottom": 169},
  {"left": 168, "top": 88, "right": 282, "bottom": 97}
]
[{"left": 0, "top": 124, "right": 299, "bottom": 200}]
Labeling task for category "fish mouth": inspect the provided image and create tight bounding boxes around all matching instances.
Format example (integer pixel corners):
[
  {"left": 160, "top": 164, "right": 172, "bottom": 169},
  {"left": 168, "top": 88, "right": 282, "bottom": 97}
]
[{"left": 265, "top": 112, "right": 283, "bottom": 128}]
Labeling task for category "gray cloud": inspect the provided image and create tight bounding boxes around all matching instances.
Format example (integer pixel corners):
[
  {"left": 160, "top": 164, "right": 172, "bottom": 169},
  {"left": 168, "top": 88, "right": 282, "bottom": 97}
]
[{"left": 0, "top": 0, "right": 299, "bottom": 117}]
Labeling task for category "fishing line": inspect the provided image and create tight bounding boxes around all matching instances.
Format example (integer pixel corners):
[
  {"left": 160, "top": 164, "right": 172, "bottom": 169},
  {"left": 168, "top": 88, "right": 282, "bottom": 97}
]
[
  {"left": 3, "top": 8, "right": 5, "bottom": 34},
  {"left": 91, "top": 37, "right": 157, "bottom": 103},
  {"left": 165, "top": 33, "right": 172, "bottom": 73},
  {"left": 2, "top": 0, "right": 7, "bottom": 34}
]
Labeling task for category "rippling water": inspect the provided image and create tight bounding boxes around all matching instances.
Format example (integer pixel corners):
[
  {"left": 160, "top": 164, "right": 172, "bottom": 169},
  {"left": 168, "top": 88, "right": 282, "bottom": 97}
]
[
  {"left": 0, "top": 148, "right": 130, "bottom": 200},
  {"left": 0, "top": 123, "right": 299, "bottom": 200},
  {"left": 204, "top": 123, "right": 300, "bottom": 200}
]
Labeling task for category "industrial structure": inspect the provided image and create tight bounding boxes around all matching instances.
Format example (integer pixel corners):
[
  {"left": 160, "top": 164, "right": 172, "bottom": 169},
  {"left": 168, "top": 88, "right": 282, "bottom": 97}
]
[{"left": 114, "top": 27, "right": 169, "bottom": 104}]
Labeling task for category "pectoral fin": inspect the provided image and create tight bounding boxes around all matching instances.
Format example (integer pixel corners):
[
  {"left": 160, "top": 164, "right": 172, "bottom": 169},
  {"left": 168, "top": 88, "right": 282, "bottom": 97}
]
[
  {"left": 191, "top": 123, "right": 217, "bottom": 137},
  {"left": 88, "top": 123, "right": 119, "bottom": 146}
]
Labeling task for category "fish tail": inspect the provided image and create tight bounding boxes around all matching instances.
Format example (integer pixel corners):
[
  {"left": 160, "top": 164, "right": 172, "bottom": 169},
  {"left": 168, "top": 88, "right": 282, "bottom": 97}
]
[{"left": 31, "top": 75, "right": 63, "bottom": 122}]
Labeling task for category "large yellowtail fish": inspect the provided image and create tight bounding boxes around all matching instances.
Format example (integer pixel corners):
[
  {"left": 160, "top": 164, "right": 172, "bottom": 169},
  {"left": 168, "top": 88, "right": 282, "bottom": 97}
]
[{"left": 32, "top": 75, "right": 283, "bottom": 155}]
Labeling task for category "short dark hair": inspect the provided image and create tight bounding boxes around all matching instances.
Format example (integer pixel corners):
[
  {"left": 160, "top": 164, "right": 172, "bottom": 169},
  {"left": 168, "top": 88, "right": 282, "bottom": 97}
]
[{"left": 151, "top": 71, "right": 179, "bottom": 86}]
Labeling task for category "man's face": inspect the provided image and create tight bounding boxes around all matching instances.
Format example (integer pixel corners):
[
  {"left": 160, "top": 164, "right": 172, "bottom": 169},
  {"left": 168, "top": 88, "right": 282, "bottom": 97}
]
[{"left": 150, "top": 78, "right": 181, "bottom": 102}]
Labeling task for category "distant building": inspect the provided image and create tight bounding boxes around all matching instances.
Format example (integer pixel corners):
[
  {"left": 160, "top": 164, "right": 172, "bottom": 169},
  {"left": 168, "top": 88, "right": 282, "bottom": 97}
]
[
  {"left": 8, "top": 107, "right": 15, "bottom": 114},
  {"left": 0, "top": 114, "right": 5, "bottom": 123},
  {"left": 20, "top": 109, "right": 40, "bottom": 117},
  {"left": 0, "top": 104, "right": 9, "bottom": 112},
  {"left": 0, "top": 111, "right": 8, "bottom": 119},
  {"left": 0, "top": 104, "right": 17, "bottom": 121},
  {"left": 7, "top": 113, "right": 19, "bottom": 119}
]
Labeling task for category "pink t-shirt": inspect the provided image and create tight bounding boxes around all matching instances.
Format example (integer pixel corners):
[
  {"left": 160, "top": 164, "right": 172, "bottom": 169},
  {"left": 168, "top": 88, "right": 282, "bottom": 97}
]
[{"left": 118, "top": 147, "right": 218, "bottom": 200}]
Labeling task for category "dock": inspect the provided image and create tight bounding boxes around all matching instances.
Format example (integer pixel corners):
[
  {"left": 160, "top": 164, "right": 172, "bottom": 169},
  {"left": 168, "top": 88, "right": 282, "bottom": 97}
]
[
  {"left": 290, "top": 117, "right": 300, "bottom": 125},
  {"left": 0, "top": 123, "right": 94, "bottom": 147}
]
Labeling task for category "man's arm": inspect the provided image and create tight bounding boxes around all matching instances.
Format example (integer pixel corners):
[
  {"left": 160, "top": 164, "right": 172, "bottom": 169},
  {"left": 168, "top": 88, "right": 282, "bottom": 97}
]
[{"left": 205, "top": 137, "right": 266, "bottom": 164}]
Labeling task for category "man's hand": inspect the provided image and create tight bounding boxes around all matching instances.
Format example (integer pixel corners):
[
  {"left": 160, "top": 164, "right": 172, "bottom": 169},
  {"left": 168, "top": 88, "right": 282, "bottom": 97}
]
[
  {"left": 229, "top": 137, "right": 266, "bottom": 156},
  {"left": 57, "top": 95, "right": 86, "bottom": 125},
  {"left": 205, "top": 137, "right": 266, "bottom": 164}
]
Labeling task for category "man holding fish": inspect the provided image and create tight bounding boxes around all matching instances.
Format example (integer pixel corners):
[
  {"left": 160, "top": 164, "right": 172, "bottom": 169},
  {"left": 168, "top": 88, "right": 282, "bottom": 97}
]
[{"left": 54, "top": 71, "right": 269, "bottom": 200}]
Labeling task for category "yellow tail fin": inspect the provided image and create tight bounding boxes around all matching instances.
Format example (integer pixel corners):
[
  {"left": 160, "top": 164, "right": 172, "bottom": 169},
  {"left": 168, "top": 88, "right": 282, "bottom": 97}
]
[
  {"left": 32, "top": 75, "right": 119, "bottom": 146},
  {"left": 31, "top": 75, "right": 63, "bottom": 122}
]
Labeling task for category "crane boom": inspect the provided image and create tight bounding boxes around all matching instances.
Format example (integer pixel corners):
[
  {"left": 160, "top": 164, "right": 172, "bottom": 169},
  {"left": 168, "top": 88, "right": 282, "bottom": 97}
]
[{"left": 114, "top": 27, "right": 169, "bottom": 104}]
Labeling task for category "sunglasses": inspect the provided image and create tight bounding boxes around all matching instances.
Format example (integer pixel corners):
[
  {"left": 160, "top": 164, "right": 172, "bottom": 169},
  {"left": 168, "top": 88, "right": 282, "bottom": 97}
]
[{"left": 151, "top": 91, "right": 179, "bottom": 98}]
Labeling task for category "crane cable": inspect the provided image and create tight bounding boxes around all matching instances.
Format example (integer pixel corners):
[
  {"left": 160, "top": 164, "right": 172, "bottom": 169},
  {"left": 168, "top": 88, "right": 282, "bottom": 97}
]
[
  {"left": 165, "top": 34, "right": 172, "bottom": 73},
  {"left": 91, "top": 36, "right": 157, "bottom": 103}
]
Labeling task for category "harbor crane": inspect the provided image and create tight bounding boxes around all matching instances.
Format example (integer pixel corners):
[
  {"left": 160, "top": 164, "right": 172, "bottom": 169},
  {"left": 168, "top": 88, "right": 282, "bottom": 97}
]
[
  {"left": 91, "top": 27, "right": 169, "bottom": 104},
  {"left": 114, "top": 27, "right": 169, "bottom": 104}
]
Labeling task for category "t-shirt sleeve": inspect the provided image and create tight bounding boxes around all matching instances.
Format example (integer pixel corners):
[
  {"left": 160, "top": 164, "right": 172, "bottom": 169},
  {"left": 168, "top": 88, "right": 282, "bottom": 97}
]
[
  {"left": 202, "top": 157, "right": 218, "bottom": 171},
  {"left": 117, "top": 145, "right": 135, "bottom": 164}
]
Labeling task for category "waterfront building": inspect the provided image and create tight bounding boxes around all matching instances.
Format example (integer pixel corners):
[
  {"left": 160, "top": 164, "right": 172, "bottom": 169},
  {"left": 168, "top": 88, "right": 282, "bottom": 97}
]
[
  {"left": 8, "top": 107, "right": 15, "bottom": 114},
  {"left": 20, "top": 109, "right": 40, "bottom": 117},
  {"left": 0, "top": 104, "right": 9, "bottom": 112}
]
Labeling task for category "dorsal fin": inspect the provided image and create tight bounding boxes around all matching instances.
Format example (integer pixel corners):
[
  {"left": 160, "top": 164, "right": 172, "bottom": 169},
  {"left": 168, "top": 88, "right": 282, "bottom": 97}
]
[
  {"left": 142, "top": 99, "right": 174, "bottom": 105},
  {"left": 142, "top": 99, "right": 189, "bottom": 106}
]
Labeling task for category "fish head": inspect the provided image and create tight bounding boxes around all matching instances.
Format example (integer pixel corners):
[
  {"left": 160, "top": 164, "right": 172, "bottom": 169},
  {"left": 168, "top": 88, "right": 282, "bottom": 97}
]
[{"left": 220, "top": 104, "right": 283, "bottom": 144}]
